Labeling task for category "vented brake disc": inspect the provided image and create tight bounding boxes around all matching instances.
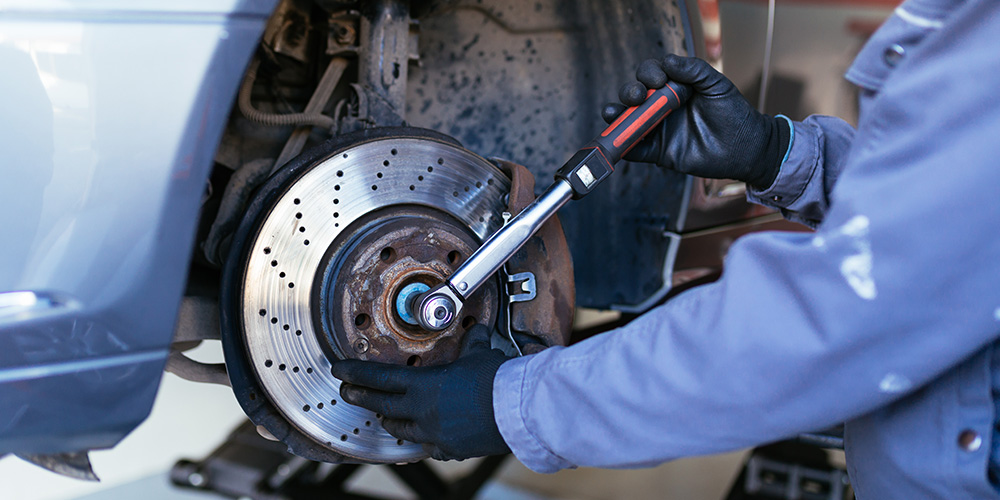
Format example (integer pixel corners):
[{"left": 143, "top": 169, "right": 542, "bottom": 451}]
[{"left": 221, "top": 128, "right": 511, "bottom": 463}]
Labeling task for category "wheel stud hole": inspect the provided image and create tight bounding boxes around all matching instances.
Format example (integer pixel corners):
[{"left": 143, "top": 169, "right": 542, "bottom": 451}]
[
  {"left": 462, "top": 316, "right": 477, "bottom": 330},
  {"left": 355, "top": 313, "right": 372, "bottom": 329},
  {"left": 379, "top": 247, "right": 396, "bottom": 263},
  {"left": 447, "top": 251, "right": 461, "bottom": 265}
]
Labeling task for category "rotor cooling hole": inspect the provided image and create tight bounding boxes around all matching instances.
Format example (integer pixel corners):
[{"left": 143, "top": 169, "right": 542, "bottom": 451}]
[
  {"left": 447, "top": 250, "right": 461, "bottom": 265},
  {"left": 406, "top": 355, "right": 421, "bottom": 367}
]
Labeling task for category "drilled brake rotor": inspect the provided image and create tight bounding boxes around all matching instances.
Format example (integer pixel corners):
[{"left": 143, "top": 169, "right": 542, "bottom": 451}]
[{"left": 235, "top": 132, "right": 510, "bottom": 463}]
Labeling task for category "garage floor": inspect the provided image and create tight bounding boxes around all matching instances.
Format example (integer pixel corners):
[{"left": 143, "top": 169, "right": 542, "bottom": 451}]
[{"left": 0, "top": 342, "right": 747, "bottom": 500}]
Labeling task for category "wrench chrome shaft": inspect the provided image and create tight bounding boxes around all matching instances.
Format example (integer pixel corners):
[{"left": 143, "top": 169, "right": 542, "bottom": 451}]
[{"left": 414, "top": 180, "right": 573, "bottom": 330}]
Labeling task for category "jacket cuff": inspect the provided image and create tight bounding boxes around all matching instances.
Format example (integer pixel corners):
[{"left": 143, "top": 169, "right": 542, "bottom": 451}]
[
  {"left": 748, "top": 116, "right": 812, "bottom": 206},
  {"left": 747, "top": 117, "right": 825, "bottom": 227},
  {"left": 493, "top": 353, "right": 576, "bottom": 473}
]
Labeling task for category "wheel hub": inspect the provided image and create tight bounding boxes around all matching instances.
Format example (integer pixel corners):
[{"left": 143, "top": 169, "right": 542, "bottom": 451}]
[{"left": 318, "top": 206, "right": 499, "bottom": 367}]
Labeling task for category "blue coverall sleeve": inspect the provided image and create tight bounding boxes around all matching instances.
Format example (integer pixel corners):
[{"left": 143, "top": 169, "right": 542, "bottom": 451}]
[{"left": 493, "top": 0, "right": 1000, "bottom": 473}]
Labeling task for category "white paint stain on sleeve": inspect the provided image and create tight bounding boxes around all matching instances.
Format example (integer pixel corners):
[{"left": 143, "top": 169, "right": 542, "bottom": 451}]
[
  {"left": 837, "top": 215, "right": 877, "bottom": 300},
  {"left": 879, "top": 373, "right": 912, "bottom": 394}
]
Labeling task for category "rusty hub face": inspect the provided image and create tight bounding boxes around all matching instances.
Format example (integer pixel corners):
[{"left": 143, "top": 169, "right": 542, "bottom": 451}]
[{"left": 318, "top": 206, "right": 498, "bottom": 367}]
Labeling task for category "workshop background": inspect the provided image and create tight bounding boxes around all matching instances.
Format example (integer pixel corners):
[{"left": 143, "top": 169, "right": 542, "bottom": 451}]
[{"left": 0, "top": 0, "right": 895, "bottom": 498}]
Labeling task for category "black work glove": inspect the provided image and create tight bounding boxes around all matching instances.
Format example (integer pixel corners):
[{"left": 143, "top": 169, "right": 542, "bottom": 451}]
[
  {"left": 602, "top": 54, "right": 790, "bottom": 191},
  {"left": 331, "top": 325, "right": 511, "bottom": 461}
]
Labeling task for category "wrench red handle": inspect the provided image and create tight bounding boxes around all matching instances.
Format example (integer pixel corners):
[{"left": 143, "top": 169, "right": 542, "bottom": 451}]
[
  {"left": 556, "top": 81, "right": 691, "bottom": 199},
  {"left": 597, "top": 81, "right": 692, "bottom": 160}
]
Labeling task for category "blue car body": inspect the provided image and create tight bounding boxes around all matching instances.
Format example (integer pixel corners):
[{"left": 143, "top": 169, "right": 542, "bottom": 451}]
[{"left": 0, "top": 0, "right": 277, "bottom": 454}]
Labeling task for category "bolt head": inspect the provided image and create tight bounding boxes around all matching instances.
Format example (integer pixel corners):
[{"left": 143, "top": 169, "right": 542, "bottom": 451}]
[
  {"left": 353, "top": 338, "right": 370, "bottom": 353},
  {"left": 418, "top": 294, "right": 456, "bottom": 330}
]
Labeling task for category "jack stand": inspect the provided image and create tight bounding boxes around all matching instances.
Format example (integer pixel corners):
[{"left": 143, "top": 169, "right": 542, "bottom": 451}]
[{"left": 171, "top": 421, "right": 507, "bottom": 500}]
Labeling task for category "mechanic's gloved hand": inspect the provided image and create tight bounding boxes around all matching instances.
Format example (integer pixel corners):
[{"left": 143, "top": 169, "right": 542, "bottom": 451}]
[
  {"left": 602, "top": 54, "right": 790, "bottom": 190},
  {"left": 331, "top": 325, "right": 511, "bottom": 461}
]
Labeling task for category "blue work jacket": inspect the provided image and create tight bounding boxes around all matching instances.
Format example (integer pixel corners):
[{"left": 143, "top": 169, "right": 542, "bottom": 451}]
[{"left": 493, "top": 0, "right": 1000, "bottom": 497}]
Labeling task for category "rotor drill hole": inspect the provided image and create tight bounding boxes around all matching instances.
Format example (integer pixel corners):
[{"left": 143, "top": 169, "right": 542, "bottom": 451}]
[
  {"left": 355, "top": 313, "right": 372, "bottom": 329},
  {"left": 263, "top": 247, "right": 271, "bottom": 254},
  {"left": 335, "top": 185, "right": 341, "bottom": 191},
  {"left": 353, "top": 428, "right": 360, "bottom": 435},
  {"left": 299, "top": 226, "right": 306, "bottom": 233},
  {"left": 303, "top": 405, "right": 310, "bottom": 412},
  {"left": 462, "top": 316, "right": 477, "bottom": 329},
  {"left": 333, "top": 199, "right": 339, "bottom": 204},
  {"left": 271, "top": 317, "right": 278, "bottom": 324},
  {"left": 317, "top": 402, "right": 324, "bottom": 409},
  {"left": 397, "top": 439, "right": 404, "bottom": 446},
  {"left": 271, "top": 260, "right": 278, "bottom": 267},
  {"left": 259, "top": 309, "right": 267, "bottom": 316},
  {"left": 331, "top": 399, "right": 337, "bottom": 406},
  {"left": 288, "top": 282, "right": 295, "bottom": 288},
  {"left": 391, "top": 149, "right": 398, "bottom": 155},
  {"left": 427, "top": 166, "right": 433, "bottom": 173},
  {"left": 295, "top": 212, "right": 302, "bottom": 219},
  {"left": 283, "top": 324, "right": 289, "bottom": 331},
  {"left": 279, "top": 272, "right": 286, "bottom": 278},
  {"left": 379, "top": 247, "right": 396, "bottom": 263},
  {"left": 343, "top": 153, "right": 348, "bottom": 158},
  {"left": 279, "top": 364, "right": 286, "bottom": 371},
  {"left": 365, "top": 421, "right": 371, "bottom": 427},
  {"left": 337, "top": 170, "right": 344, "bottom": 177},
  {"left": 333, "top": 212, "right": 339, "bottom": 218},
  {"left": 377, "top": 171, "right": 384, "bottom": 178},
  {"left": 447, "top": 251, "right": 462, "bottom": 265},
  {"left": 265, "top": 359, "right": 273, "bottom": 367},
  {"left": 296, "top": 330, "right": 302, "bottom": 336},
  {"left": 437, "top": 158, "right": 444, "bottom": 165},
  {"left": 341, "top": 434, "right": 348, "bottom": 442},
  {"left": 406, "top": 355, "right": 421, "bottom": 367},
  {"left": 409, "top": 185, "right": 415, "bottom": 191},
  {"left": 418, "top": 175, "right": 424, "bottom": 181},
  {"left": 382, "top": 161, "right": 389, "bottom": 167},
  {"left": 372, "top": 185, "right": 378, "bottom": 191},
  {"left": 304, "top": 240, "right": 310, "bottom": 246},
  {"left": 292, "top": 366, "right": 299, "bottom": 373},
  {"left": 476, "top": 181, "right": 483, "bottom": 188},
  {"left": 294, "top": 198, "right": 301, "bottom": 204},
  {"left": 306, "top": 367, "right": 313, "bottom": 374}
]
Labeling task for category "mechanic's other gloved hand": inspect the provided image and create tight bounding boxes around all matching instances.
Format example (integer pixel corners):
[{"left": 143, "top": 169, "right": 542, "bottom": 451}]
[
  {"left": 602, "top": 54, "right": 790, "bottom": 191},
  {"left": 331, "top": 324, "right": 511, "bottom": 461}
]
